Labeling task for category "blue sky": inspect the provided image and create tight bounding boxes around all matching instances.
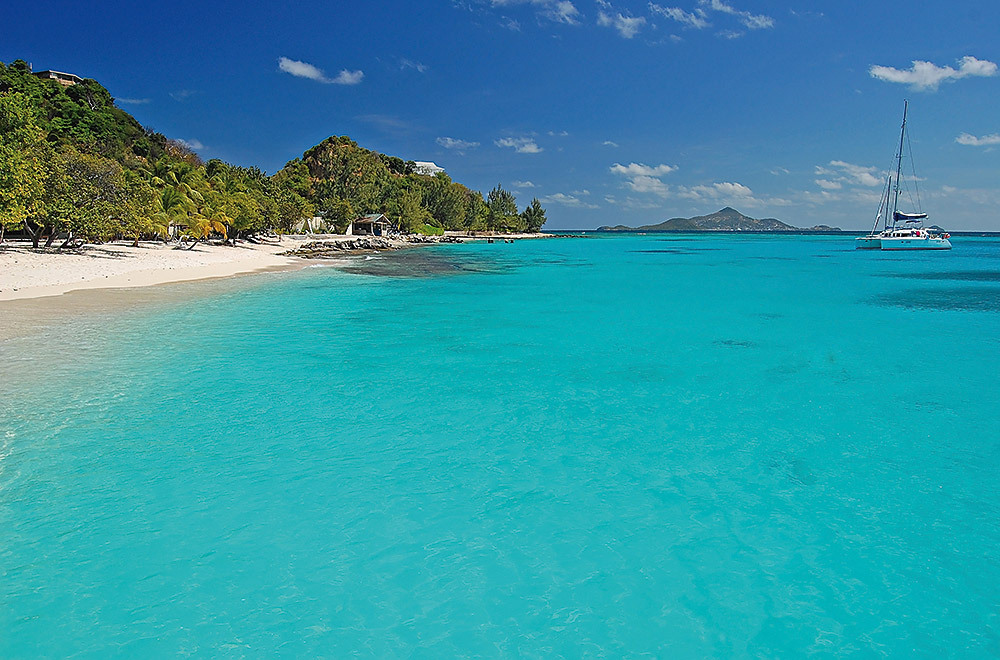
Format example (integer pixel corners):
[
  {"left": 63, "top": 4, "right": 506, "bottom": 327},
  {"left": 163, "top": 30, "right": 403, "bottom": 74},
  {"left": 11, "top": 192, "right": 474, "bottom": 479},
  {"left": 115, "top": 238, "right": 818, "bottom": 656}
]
[{"left": 4, "top": 1, "right": 999, "bottom": 230}]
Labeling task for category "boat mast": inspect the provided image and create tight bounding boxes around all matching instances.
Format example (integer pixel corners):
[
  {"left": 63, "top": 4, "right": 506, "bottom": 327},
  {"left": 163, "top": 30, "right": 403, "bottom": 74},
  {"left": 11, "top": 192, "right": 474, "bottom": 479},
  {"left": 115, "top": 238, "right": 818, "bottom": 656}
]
[{"left": 891, "top": 100, "right": 908, "bottom": 230}]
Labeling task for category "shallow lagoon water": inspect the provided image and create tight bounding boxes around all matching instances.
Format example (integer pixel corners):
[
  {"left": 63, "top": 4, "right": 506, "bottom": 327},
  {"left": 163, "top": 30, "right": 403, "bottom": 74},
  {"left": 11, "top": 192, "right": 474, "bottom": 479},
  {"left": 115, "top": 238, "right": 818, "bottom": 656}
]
[{"left": 2, "top": 234, "right": 999, "bottom": 656}]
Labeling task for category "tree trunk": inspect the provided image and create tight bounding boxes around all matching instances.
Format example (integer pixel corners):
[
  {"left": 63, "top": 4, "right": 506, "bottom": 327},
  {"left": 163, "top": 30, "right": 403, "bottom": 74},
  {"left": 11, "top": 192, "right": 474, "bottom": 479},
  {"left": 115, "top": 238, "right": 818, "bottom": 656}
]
[
  {"left": 57, "top": 231, "right": 75, "bottom": 250},
  {"left": 44, "top": 228, "right": 58, "bottom": 248},
  {"left": 25, "top": 221, "right": 41, "bottom": 249},
  {"left": 186, "top": 237, "right": 200, "bottom": 250},
  {"left": 133, "top": 235, "right": 140, "bottom": 247}
]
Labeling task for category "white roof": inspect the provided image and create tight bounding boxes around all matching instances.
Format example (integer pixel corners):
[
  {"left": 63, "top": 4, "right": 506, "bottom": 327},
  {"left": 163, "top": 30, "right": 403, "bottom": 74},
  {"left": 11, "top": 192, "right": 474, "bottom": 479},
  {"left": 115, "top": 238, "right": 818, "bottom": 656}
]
[{"left": 413, "top": 161, "right": 444, "bottom": 175}]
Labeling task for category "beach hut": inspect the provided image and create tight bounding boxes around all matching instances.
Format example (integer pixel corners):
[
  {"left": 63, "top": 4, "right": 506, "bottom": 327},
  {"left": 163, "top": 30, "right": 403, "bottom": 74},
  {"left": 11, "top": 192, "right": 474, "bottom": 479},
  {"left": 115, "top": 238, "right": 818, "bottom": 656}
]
[
  {"left": 346, "top": 213, "right": 393, "bottom": 236},
  {"left": 33, "top": 70, "right": 83, "bottom": 86}
]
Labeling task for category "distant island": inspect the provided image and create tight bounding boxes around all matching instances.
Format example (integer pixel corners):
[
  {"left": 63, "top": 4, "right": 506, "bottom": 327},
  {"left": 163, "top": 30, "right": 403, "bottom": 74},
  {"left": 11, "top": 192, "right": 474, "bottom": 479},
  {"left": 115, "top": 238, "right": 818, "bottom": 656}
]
[{"left": 597, "top": 207, "right": 840, "bottom": 232}]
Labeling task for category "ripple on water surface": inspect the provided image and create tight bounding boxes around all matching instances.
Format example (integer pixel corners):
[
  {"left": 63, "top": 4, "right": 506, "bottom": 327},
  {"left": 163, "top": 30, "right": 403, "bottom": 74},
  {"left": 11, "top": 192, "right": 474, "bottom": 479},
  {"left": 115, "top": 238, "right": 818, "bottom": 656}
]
[{"left": 2, "top": 234, "right": 1000, "bottom": 656}]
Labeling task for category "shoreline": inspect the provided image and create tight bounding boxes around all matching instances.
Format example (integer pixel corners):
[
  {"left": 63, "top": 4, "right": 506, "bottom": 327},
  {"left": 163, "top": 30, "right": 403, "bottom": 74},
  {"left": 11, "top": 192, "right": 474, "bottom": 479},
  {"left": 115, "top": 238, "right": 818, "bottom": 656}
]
[{"left": 0, "top": 232, "right": 553, "bottom": 304}]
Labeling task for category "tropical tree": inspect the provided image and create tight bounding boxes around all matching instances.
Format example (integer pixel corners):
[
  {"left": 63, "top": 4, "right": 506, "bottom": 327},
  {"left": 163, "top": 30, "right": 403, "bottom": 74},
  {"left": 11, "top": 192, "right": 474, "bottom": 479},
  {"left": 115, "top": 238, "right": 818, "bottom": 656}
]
[
  {"left": 181, "top": 213, "right": 227, "bottom": 249},
  {"left": 318, "top": 197, "right": 355, "bottom": 233},
  {"left": 521, "top": 198, "right": 547, "bottom": 233},
  {"left": 117, "top": 172, "right": 165, "bottom": 246},
  {"left": 383, "top": 177, "right": 430, "bottom": 233},
  {"left": 0, "top": 92, "right": 47, "bottom": 242},
  {"left": 421, "top": 172, "right": 468, "bottom": 230},
  {"left": 486, "top": 184, "right": 521, "bottom": 232}
]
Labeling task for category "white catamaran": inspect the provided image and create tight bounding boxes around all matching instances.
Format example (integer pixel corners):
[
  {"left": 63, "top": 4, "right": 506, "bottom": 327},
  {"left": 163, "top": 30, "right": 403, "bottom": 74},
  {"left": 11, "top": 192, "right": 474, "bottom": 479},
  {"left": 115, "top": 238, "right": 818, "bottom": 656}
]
[{"left": 856, "top": 101, "right": 951, "bottom": 251}]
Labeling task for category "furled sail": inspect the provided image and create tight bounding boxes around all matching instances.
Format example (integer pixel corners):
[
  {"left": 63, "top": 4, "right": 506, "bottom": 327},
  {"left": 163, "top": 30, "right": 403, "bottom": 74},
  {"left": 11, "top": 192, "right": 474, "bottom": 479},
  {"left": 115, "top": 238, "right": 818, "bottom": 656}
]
[{"left": 894, "top": 211, "right": 928, "bottom": 221}]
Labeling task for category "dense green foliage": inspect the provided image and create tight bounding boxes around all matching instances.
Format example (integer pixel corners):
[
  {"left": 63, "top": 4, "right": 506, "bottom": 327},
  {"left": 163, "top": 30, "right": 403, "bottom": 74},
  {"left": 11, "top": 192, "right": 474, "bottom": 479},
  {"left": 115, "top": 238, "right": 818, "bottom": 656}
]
[{"left": 0, "top": 59, "right": 545, "bottom": 246}]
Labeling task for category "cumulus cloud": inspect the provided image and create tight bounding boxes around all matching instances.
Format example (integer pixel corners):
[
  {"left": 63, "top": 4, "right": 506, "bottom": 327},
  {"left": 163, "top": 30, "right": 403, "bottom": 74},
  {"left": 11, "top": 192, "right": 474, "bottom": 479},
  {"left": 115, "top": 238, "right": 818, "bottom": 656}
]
[
  {"left": 597, "top": 11, "right": 646, "bottom": 38},
  {"left": 816, "top": 160, "right": 884, "bottom": 187},
  {"left": 956, "top": 132, "right": 1000, "bottom": 146},
  {"left": 496, "top": 137, "right": 543, "bottom": 153},
  {"left": 626, "top": 175, "right": 672, "bottom": 196},
  {"left": 540, "top": 192, "right": 599, "bottom": 208},
  {"left": 673, "top": 181, "right": 754, "bottom": 201},
  {"left": 610, "top": 162, "right": 677, "bottom": 197},
  {"left": 511, "top": 180, "right": 536, "bottom": 188},
  {"left": 609, "top": 161, "right": 772, "bottom": 206},
  {"left": 610, "top": 162, "right": 678, "bottom": 176},
  {"left": 869, "top": 56, "right": 997, "bottom": 91},
  {"left": 437, "top": 136, "right": 480, "bottom": 151},
  {"left": 278, "top": 57, "right": 364, "bottom": 85}
]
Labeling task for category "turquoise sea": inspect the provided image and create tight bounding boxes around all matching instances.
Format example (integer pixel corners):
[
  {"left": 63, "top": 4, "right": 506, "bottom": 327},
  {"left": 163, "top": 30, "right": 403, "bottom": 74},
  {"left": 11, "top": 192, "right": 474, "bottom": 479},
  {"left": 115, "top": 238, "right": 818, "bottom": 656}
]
[{"left": 2, "top": 234, "right": 999, "bottom": 657}]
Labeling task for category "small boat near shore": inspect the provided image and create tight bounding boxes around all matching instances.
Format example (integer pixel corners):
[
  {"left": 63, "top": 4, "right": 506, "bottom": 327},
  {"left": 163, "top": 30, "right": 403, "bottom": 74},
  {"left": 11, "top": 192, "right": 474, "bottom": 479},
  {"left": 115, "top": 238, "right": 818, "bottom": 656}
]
[{"left": 856, "top": 101, "right": 951, "bottom": 251}]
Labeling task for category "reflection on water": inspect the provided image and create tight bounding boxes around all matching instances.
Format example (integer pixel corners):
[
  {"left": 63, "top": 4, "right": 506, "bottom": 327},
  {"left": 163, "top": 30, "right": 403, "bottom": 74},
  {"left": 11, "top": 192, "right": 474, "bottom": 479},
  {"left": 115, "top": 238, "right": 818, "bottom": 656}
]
[
  {"left": 883, "top": 270, "right": 1000, "bottom": 282},
  {"left": 337, "top": 248, "right": 512, "bottom": 278},
  {"left": 872, "top": 286, "right": 1000, "bottom": 312}
]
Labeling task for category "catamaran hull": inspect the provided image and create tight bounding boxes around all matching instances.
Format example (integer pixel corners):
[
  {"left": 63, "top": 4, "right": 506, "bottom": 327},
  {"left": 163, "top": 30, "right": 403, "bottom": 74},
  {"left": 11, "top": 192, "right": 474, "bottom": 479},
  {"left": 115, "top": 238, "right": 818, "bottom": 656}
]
[
  {"left": 879, "top": 237, "right": 952, "bottom": 250},
  {"left": 855, "top": 236, "right": 881, "bottom": 249}
]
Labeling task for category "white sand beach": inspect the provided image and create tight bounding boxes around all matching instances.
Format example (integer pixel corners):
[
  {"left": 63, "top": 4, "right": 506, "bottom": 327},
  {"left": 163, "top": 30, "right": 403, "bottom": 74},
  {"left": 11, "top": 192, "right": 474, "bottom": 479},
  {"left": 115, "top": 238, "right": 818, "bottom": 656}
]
[
  {"left": 0, "top": 236, "right": 375, "bottom": 302},
  {"left": 0, "top": 232, "right": 552, "bottom": 303}
]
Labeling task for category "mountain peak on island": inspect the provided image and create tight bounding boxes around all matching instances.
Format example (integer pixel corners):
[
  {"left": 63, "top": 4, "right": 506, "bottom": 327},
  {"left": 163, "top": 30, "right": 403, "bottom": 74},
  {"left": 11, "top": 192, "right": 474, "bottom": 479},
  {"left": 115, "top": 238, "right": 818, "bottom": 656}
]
[{"left": 597, "top": 207, "right": 839, "bottom": 232}]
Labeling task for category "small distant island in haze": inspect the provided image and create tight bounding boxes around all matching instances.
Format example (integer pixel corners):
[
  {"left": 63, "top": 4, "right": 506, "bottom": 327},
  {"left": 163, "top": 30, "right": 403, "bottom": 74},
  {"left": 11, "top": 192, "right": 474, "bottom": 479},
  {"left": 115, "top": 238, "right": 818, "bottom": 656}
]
[{"left": 597, "top": 207, "right": 840, "bottom": 233}]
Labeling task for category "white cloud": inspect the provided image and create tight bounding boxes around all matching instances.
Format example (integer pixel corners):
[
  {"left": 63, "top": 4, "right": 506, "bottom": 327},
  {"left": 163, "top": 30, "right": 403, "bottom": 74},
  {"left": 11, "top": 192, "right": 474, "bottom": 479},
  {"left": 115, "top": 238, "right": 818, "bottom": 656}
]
[
  {"left": 278, "top": 57, "right": 326, "bottom": 81},
  {"left": 400, "top": 58, "right": 428, "bottom": 73},
  {"left": 547, "top": 0, "right": 580, "bottom": 23},
  {"left": 610, "top": 162, "right": 678, "bottom": 176},
  {"left": 598, "top": 11, "right": 646, "bottom": 38},
  {"left": 490, "top": 0, "right": 580, "bottom": 25},
  {"left": 117, "top": 97, "right": 150, "bottom": 105},
  {"left": 649, "top": 3, "right": 709, "bottom": 29},
  {"left": 540, "top": 192, "right": 599, "bottom": 208},
  {"left": 815, "top": 179, "right": 842, "bottom": 190},
  {"left": 278, "top": 57, "right": 364, "bottom": 85},
  {"left": 496, "top": 136, "right": 543, "bottom": 153},
  {"left": 176, "top": 138, "right": 204, "bottom": 151},
  {"left": 610, "top": 162, "right": 775, "bottom": 207},
  {"left": 816, "top": 160, "right": 884, "bottom": 187},
  {"left": 437, "top": 136, "right": 480, "bottom": 151},
  {"left": 679, "top": 181, "right": 754, "bottom": 200},
  {"left": 869, "top": 56, "right": 997, "bottom": 91},
  {"left": 610, "top": 162, "right": 677, "bottom": 197},
  {"left": 626, "top": 175, "right": 671, "bottom": 196},
  {"left": 699, "top": 0, "right": 773, "bottom": 29},
  {"left": 548, "top": 130, "right": 570, "bottom": 136},
  {"left": 331, "top": 69, "right": 364, "bottom": 85},
  {"left": 512, "top": 180, "right": 536, "bottom": 188},
  {"left": 603, "top": 140, "right": 619, "bottom": 147},
  {"left": 956, "top": 132, "right": 1000, "bottom": 146},
  {"left": 169, "top": 89, "right": 196, "bottom": 102}
]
